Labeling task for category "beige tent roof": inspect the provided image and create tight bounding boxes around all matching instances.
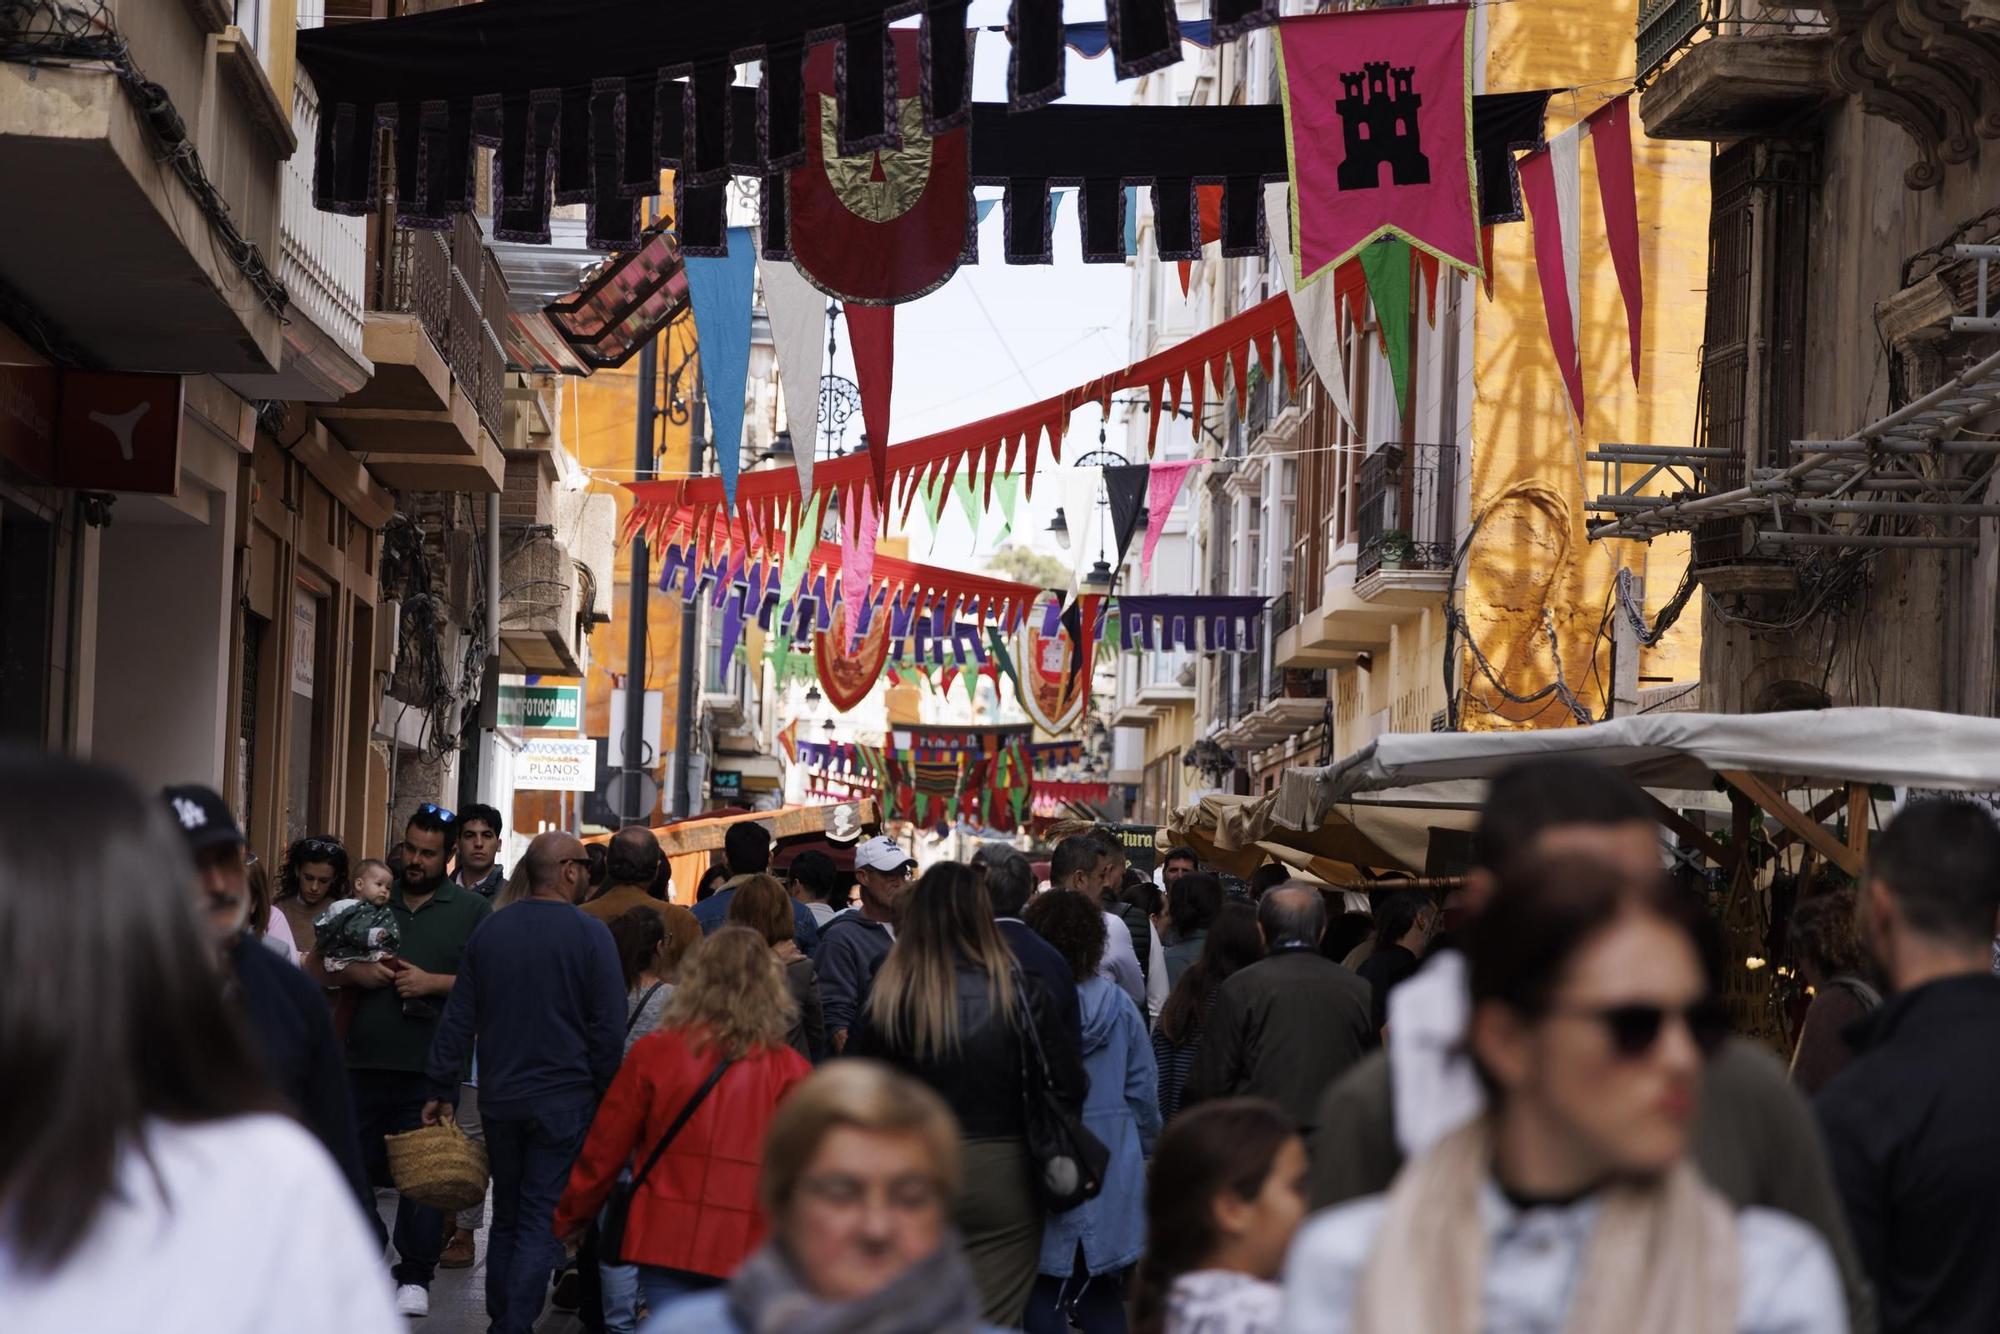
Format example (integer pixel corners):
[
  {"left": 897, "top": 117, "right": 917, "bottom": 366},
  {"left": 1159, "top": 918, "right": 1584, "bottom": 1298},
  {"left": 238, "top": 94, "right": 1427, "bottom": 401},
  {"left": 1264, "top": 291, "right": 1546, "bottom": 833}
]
[{"left": 1272, "top": 707, "right": 2000, "bottom": 836}]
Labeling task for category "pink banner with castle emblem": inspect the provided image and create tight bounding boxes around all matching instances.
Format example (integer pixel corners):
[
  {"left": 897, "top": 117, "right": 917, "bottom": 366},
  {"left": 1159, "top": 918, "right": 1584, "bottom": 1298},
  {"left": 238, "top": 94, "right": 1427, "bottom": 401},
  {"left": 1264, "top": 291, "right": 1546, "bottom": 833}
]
[{"left": 1276, "top": 6, "right": 1482, "bottom": 286}]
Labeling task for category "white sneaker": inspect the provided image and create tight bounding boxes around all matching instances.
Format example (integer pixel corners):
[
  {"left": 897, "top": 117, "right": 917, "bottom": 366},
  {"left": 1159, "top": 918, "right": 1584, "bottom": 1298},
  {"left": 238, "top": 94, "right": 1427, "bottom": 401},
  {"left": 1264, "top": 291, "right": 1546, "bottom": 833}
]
[{"left": 395, "top": 1284, "right": 429, "bottom": 1318}]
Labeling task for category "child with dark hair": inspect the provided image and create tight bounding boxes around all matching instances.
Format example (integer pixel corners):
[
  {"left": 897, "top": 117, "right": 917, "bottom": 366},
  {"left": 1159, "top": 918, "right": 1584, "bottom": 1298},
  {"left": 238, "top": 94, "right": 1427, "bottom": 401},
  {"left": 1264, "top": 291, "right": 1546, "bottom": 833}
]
[{"left": 1132, "top": 1099, "right": 1305, "bottom": 1334}]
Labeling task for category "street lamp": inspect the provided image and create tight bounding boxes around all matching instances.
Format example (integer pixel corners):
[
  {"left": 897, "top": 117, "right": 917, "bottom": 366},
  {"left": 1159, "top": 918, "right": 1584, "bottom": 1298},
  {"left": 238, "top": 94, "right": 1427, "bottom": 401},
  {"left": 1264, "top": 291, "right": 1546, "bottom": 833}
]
[
  {"left": 1047, "top": 507, "right": 1070, "bottom": 549},
  {"left": 804, "top": 682, "right": 823, "bottom": 708}
]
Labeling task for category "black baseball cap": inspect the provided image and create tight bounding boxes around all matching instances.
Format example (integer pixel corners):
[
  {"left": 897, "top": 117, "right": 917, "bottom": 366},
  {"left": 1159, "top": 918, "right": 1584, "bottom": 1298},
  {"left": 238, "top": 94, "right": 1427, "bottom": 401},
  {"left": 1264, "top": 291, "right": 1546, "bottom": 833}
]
[{"left": 161, "top": 784, "right": 246, "bottom": 853}]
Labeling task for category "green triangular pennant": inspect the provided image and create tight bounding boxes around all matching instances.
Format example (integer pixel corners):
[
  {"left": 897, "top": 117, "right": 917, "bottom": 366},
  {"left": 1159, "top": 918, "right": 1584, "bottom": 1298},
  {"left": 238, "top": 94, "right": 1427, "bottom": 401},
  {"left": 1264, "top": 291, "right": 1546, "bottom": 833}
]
[
  {"left": 919, "top": 476, "right": 947, "bottom": 531},
  {"left": 1359, "top": 238, "right": 1413, "bottom": 420},
  {"left": 951, "top": 476, "right": 981, "bottom": 540},
  {"left": 993, "top": 473, "right": 1021, "bottom": 541},
  {"left": 780, "top": 492, "right": 826, "bottom": 608}
]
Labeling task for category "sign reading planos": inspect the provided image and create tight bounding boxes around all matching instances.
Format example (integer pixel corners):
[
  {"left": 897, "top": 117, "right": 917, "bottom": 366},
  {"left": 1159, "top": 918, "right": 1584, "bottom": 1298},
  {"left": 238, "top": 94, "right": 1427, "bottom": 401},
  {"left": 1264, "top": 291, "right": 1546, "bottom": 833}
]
[
  {"left": 498, "top": 682, "right": 583, "bottom": 731},
  {"left": 514, "top": 737, "right": 597, "bottom": 791}
]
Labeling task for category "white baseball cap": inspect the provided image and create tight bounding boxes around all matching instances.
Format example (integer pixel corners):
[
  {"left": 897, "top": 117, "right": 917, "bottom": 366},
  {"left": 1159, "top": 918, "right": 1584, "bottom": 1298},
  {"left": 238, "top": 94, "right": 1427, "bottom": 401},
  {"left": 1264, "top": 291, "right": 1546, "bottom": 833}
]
[{"left": 854, "top": 835, "right": 916, "bottom": 874}]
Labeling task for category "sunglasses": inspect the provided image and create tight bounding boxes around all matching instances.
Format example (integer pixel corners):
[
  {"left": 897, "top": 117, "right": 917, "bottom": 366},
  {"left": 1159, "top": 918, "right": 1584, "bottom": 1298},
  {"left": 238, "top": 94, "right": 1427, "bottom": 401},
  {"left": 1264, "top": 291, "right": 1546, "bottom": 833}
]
[
  {"left": 419, "top": 803, "right": 457, "bottom": 824},
  {"left": 1552, "top": 999, "right": 1731, "bottom": 1060},
  {"left": 302, "top": 836, "right": 344, "bottom": 855}
]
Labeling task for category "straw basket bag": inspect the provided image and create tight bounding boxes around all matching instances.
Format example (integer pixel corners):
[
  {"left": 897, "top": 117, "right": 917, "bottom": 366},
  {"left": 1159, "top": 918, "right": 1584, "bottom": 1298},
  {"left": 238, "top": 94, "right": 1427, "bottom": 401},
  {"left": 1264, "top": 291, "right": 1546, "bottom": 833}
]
[{"left": 384, "top": 1120, "right": 489, "bottom": 1212}]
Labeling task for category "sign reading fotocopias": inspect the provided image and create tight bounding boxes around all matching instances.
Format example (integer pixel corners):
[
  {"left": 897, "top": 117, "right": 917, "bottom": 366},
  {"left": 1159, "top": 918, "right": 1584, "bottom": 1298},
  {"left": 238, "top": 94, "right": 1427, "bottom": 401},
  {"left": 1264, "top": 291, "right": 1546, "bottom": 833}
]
[{"left": 497, "top": 682, "right": 583, "bottom": 731}]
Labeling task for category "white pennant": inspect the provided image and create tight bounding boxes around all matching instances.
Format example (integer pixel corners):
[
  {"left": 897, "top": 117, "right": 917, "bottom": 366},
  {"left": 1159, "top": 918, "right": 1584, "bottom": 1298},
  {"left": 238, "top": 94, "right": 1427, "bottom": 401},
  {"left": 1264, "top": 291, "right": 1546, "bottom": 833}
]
[
  {"left": 1264, "top": 182, "right": 1355, "bottom": 433},
  {"left": 1550, "top": 121, "right": 1586, "bottom": 366},
  {"left": 758, "top": 253, "right": 825, "bottom": 502},
  {"left": 1064, "top": 466, "right": 1105, "bottom": 592}
]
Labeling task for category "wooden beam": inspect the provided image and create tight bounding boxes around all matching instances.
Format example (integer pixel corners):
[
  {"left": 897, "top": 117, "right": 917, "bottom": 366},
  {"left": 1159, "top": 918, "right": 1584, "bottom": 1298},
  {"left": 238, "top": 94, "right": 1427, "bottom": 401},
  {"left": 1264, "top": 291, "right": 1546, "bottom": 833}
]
[
  {"left": 1643, "top": 793, "right": 1730, "bottom": 868},
  {"left": 1847, "top": 782, "right": 1872, "bottom": 863},
  {"left": 1719, "top": 770, "right": 1864, "bottom": 878},
  {"left": 1769, "top": 790, "right": 1848, "bottom": 853}
]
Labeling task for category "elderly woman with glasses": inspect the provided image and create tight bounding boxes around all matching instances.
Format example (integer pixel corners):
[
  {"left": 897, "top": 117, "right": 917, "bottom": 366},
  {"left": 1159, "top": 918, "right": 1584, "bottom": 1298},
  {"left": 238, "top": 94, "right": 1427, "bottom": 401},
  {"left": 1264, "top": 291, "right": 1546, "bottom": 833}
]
[
  {"left": 647, "top": 1061, "right": 1005, "bottom": 1334},
  {"left": 1283, "top": 850, "right": 1847, "bottom": 1334}
]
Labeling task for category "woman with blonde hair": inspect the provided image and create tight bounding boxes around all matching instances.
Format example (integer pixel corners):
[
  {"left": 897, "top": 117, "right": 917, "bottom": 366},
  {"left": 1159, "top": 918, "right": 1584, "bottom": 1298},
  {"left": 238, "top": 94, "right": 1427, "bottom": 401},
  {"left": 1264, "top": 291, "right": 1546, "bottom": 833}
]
[
  {"left": 649, "top": 1061, "right": 1005, "bottom": 1333},
  {"left": 1283, "top": 851, "right": 1845, "bottom": 1332},
  {"left": 728, "top": 873, "right": 827, "bottom": 1061},
  {"left": 555, "top": 927, "right": 812, "bottom": 1320},
  {"left": 848, "top": 862, "right": 1086, "bottom": 1328}
]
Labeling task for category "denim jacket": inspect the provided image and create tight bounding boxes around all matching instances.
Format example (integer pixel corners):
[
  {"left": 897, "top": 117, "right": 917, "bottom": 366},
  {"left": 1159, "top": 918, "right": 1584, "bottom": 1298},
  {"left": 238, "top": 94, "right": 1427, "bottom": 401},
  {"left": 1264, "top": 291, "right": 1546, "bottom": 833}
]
[{"left": 1039, "top": 975, "right": 1161, "bottom": 1277}]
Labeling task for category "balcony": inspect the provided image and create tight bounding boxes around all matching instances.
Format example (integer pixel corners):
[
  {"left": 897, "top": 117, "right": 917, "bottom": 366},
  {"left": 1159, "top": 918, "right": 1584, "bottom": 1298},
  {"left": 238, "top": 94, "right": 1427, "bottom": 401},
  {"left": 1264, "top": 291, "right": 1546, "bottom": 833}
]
[
  {"left": 1356, "top": 442, "right": 1457, "bottom": 594},
  {"left": 223, "top": 62, "right": 371, "bottom": 403},
  {"left": 1636, "top": 1, "right": 1842, "bottom": 147},
  {"left": 320, "top": 216, "right": 506, "bottom": 492},
  {"left": 0, "top": 4, "right": 287, "bottom": 372},
  {"left": 1216, "top": 609, "right": 1329, "bottom": 751}
]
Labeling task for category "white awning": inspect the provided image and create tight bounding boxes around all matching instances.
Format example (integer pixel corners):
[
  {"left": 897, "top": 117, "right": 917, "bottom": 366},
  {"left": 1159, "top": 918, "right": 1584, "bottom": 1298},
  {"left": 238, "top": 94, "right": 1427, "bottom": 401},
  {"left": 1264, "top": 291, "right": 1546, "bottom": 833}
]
[{"left": 1273, "top": 707, "right": 2000, "bottom": 833}]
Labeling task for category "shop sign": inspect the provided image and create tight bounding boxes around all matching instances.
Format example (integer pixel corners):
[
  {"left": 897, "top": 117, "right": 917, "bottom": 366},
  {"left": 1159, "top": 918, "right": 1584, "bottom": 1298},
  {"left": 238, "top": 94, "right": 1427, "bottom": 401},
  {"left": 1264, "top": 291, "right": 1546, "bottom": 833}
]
[
  {"left": 54, "top": 371, "right": 184, "bottom": 494},
  {"left": 710, "top": 769, "right": 742, "bottom": 800},
  {"left": 1108, "top": 823, "right": 1160, "bottom": 874},
  {"left": 515, "top": 737, "right": 598, "bottom": 791},
  {"left": 498, "top": 682, "right": 583, "bottom": 731}
]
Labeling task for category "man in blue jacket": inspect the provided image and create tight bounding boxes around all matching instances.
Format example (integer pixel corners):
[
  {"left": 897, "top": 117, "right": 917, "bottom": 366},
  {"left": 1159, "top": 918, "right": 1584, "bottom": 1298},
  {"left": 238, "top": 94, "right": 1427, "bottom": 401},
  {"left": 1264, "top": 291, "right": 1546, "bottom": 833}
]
[
  {"left": 820, "top": 835, "right": 915, "bottom": 1051},
  {"left": 423, "top": 832, "right": 624, "bottom": 1334}
]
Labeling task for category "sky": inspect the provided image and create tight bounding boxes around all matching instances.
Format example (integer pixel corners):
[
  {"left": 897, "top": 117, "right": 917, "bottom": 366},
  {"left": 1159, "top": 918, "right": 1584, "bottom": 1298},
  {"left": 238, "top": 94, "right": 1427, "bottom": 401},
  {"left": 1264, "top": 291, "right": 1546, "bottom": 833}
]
[{"left": 821, "top": 0, "right": 1138, "bottom": 569}]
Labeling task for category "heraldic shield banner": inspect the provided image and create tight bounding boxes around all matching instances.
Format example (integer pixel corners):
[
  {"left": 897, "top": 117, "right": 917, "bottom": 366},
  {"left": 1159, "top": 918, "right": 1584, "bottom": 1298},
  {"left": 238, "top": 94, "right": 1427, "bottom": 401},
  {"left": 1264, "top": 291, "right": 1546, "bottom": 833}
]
[
  {"left": 1276, "top": 5, "right": 1481, "bottom": 286},
  {"left": 789, "top": 28, "right": 974, "bottom": 305}
]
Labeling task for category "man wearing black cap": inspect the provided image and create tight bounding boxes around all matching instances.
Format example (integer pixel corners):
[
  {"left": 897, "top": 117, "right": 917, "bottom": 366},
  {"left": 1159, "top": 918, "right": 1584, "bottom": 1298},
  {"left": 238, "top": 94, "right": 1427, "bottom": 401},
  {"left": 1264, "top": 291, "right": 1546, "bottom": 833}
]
[{"left": 161, "top": 785, "right": 370, "bottom": 1220}]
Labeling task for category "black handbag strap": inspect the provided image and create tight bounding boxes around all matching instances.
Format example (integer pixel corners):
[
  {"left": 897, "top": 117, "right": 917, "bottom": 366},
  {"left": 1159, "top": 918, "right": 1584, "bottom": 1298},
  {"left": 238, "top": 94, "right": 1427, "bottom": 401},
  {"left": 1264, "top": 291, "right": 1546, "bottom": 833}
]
[
  {"left": 628, "top": 1056, "right": 733, "bottom": 1195},
  {"left": 1007, "top": 964, "right": 1052, "bottom": 1089},
  {"left": 625, "top": 982, "right": 666, "bottom": 1037}
]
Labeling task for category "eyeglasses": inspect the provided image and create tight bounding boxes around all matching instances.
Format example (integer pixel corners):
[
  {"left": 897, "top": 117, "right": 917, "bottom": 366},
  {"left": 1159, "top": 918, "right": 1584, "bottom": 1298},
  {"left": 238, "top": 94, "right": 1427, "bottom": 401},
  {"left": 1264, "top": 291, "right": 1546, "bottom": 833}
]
[
  {"left": 1551, "top": 999, "right": 1731, "bottom": 1060},
  {"left": 418, "top": 803, "right": 457, "bottom": 824},
  {"left": 560, "top": 858, "right": 592, "bottom": 870},
  {"left": 301, "top": 836, "right": 344, "bottom": 855}
]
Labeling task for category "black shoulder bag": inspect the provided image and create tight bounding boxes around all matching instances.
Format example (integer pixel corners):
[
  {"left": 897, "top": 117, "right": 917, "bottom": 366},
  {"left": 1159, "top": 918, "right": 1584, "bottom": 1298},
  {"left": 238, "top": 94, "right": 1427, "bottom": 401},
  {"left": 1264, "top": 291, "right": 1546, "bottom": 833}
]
[
  {"left": 1010, "top": 969, "right": 1109, "bottom": 1214},
  {"left": 625, "top": 983, "right": 666, "bottom": 1038},
  {"left": 600, "top": 1055, "right": 733, "bottom": 1264}
]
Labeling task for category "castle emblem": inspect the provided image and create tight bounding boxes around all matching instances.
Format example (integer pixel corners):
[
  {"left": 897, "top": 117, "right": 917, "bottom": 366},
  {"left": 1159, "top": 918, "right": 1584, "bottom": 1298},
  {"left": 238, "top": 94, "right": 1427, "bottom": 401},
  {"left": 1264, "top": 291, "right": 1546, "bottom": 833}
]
[{"left": 1335, "top": 62, "right": 1430, "bottom": 191}]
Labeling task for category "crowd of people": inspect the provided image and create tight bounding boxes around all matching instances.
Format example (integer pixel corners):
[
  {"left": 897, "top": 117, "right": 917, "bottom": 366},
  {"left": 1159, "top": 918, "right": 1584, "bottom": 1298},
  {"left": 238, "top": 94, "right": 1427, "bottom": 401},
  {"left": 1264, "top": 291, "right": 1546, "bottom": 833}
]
[{"left": 11, "top": 749, "right": 2000, "bottom": 1334}]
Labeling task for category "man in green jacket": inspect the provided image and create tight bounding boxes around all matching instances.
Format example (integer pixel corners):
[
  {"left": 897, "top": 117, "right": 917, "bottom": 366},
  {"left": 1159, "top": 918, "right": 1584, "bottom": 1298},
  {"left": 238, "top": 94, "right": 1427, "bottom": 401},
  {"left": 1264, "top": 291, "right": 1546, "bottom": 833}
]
[{"left": 1307, "top": 758, "right": 1874, "bottom": 1334}]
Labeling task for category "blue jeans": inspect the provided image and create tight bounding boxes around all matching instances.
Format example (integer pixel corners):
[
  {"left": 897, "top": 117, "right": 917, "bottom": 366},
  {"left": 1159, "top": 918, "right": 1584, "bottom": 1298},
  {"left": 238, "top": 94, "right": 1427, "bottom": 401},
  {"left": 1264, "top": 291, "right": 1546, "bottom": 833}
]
[
  {"left": 638, "top": 1267, "right": 722, "bottom": 1323},
  {"left": 349, "top": 1068, "right": 444, "bottom": 1288},
  {"left": 598, "top": 1191, "right": 640, "bottom": 1334},
  {"left": 484, "top": 1101, "right": 596, "bottom": 1334}
]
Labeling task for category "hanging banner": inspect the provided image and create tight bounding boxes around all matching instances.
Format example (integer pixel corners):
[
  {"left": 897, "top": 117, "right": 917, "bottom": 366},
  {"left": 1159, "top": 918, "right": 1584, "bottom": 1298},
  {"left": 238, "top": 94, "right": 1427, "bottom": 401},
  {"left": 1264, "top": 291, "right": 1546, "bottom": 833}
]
[
  {"left": 757, "top": 254, "right": 825, "bottom": 499},
  {"left": 789, "top": 29, "right": 974, "bottom": 305},
  {"left": 1276, "top": 6, "right": 1481, "bottom": 286},
  {"left": 814, "top": 610, "right": 892, "bottom": 713},
  {"left": 685, "top": 226, "right": 757, "bottom": 508},
  {"left": 1016, "top": 593, "right": 1089, "bottom": 734}
]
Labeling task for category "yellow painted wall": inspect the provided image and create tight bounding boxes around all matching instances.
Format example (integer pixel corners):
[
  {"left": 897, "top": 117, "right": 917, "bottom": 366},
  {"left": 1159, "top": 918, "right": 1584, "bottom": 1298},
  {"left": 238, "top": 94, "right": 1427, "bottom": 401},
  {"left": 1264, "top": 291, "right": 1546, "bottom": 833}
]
[
  {"left": 576, "top": 311, "right": 698, "bottom": 822},
  {"left": 1462, "top": 0, "right": 1703, "bottom": 729}
]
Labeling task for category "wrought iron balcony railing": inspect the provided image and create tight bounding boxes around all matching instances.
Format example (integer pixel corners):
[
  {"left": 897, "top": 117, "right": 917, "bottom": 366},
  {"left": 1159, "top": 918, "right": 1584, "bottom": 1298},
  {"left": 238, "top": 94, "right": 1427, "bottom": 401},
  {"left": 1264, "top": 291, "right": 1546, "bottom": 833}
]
[{"left": 1356, "top": 441, "right": 1459, "bottom": 581}]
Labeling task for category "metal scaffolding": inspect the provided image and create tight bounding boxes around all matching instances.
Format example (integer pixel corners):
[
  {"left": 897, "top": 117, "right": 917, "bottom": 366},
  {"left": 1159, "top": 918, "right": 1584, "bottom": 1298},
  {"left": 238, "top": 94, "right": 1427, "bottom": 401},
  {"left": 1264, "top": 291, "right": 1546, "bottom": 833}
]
[{"left": 1586, "top": 345, "right": 2000, "bottom": 551}]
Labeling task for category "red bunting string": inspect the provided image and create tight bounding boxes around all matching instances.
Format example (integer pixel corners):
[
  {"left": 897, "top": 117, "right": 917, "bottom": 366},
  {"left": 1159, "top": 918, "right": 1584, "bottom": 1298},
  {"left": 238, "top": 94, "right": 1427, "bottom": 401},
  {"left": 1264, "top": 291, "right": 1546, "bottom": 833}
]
[{"left": 623, "top": 292, "right": 1300, "bottom": 541}]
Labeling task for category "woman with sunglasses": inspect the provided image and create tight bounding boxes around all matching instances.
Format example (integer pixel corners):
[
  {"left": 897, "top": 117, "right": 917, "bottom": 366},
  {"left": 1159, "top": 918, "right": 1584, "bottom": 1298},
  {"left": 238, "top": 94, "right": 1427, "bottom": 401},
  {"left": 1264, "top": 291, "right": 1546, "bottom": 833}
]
[{"left": 1283, "top": 850, "right": 1846, "bottom": 1333}]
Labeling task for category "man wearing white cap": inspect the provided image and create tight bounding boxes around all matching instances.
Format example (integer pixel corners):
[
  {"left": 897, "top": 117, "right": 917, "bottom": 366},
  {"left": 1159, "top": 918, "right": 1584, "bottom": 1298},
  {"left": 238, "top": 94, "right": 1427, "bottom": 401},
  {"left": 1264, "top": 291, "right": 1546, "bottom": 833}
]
[{"left": 817, "top": 835, "right": 916, "bottom": 1052}]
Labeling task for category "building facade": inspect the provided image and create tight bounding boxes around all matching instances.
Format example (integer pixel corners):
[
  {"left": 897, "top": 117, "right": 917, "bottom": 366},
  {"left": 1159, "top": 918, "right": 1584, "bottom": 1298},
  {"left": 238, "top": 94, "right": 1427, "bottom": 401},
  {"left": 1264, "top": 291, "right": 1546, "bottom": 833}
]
[
  {"left": 1121, "top": 0, "right": 1705, "bottom": 815},
  {"left": 1601, "top": 1, "right": 2000, "bottom": 717}
]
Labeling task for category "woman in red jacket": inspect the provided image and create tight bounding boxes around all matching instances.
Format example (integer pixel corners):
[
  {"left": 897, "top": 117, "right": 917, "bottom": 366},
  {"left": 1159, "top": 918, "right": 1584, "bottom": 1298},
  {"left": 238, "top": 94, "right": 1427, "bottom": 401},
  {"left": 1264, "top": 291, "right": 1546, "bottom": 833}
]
[{"left": 555, "top": 926, "right": 811, "bottom": 1320}]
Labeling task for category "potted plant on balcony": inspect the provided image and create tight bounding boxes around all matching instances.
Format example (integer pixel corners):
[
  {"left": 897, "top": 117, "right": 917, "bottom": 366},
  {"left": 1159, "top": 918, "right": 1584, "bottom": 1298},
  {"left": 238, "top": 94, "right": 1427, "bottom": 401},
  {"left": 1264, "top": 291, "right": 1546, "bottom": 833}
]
[{"left": 1378, "top": 528, "right": 1415, "bottom": 569}]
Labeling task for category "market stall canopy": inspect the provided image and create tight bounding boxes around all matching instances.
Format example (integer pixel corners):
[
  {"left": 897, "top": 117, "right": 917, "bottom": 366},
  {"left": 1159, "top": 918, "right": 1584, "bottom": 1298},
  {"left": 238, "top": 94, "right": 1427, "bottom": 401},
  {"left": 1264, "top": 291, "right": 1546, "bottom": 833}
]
[
  {"left": 1168, "top": 790, "right": 1475, "bottom": 878},
  {"left": 585, "top": 798, "right": 875, "bottom": 854},
  {"left": 1273, "top": 708, "right": 2000, "bottom": 836}
]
